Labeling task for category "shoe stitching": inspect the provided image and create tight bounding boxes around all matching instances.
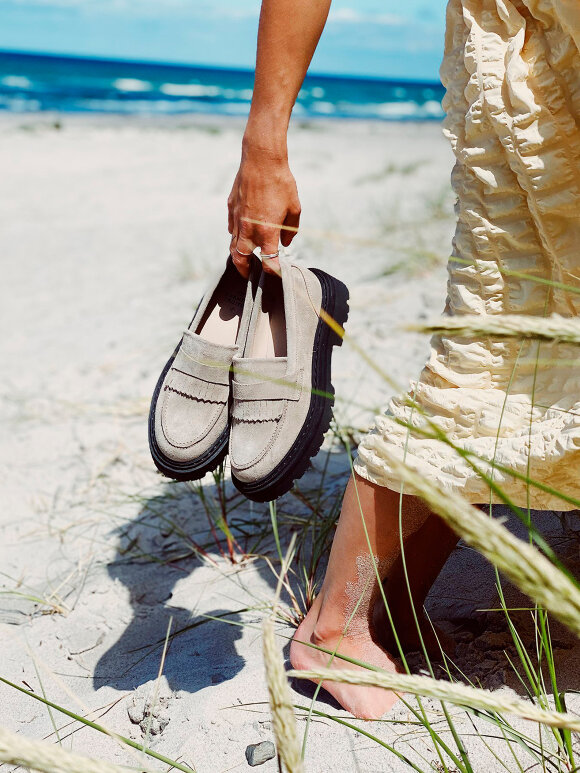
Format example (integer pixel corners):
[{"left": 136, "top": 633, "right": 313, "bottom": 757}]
[
  {"left": 230, "top": 402, "right": 290, "bottom": 470},
  {"left": 164, "top": 384, "right": 226, "bottom": 404},
  {"left": 161, "top": 383, "right": 226, "bottom": 448}
]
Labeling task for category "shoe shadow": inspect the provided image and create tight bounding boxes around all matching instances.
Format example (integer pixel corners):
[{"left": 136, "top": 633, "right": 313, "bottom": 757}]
[
  {"left": 92, "top": 445, "right": 351, "bottom": 695},
  {"left": 92, "top": 479, "right": 253, "bottom": 694},
  {"left": 93, "top": 562, "right": 245, "bottom": 693}
]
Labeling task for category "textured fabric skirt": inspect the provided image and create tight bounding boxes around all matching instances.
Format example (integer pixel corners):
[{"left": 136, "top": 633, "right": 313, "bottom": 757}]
[{"left": 354, "top": 0, "right": 580, "bottom": 510}]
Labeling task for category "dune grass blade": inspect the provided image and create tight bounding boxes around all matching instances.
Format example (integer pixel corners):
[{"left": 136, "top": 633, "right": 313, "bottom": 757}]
[
  {"left": 262, "top": 536, "right": 303, "bottom": 773},
  {"left": 141, "top": 616, "right": 172, "bottom": 757},
  {"left": 0, "top": 675, "right": 195, "bottom": 773},
  {"left": 287, "top": 669, "right": 580, "bottom": 732},
  {"left": 410, "top": 314, "right": 580, "bottom": 343},
  {"left": 263, "top": 618, "right": 304, "bottom": 773},
  {"left": 466, "top": 709, "right": 558, "bottom": 770},
  {"left": 293, "top": 704, "right": 425, "bottom": 771},
  {"left": 0, "top": 590, "right": 66, "bottom": 614},
  {"left": 31, "top": 653, "right": 62, "bottom": 746},
  {"left": 0, "top": 724, "right": 141, "bottom": 773}
]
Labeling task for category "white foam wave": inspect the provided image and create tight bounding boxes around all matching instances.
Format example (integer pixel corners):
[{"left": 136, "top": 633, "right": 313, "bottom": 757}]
[
  {"left": 1, "top": 75, "right": 33, "bottom": 89},
  {"left": 312, "top": 101, "right": 336, "bottom": 114},
  {"left": 112, "top": 78, "right": 153, "bottom": 92},
  {"left": 423, "top": 99, "right": 445, "bottom": 116},
  {"left": 159, "top": 82, "right": 220, "bottom": 98},
  {"left": 0, "top": 95, "right": 41, "bottom": 111},
  {"left": 377, "top": 100, "right": 444, "bottom": 119}
]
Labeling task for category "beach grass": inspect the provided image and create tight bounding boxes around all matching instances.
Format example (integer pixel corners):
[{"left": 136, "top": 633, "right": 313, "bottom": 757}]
[
  {"left": 4, "top": 319, "right": 580, "bottom": 773},
  {"left": 2, "top": 128, "right": 579, "bottom": 772},
  {"left": 4, "top": 295, "right": 579, "bottom": 773}
]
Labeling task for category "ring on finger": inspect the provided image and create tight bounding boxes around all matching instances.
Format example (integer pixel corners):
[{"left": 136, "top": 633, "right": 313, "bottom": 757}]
[
  {"left": 261, "top": 251, "right": 279, "bottom": 260},
  {"left": 235, "top": 247, "right": 254, "bottom": 256}
]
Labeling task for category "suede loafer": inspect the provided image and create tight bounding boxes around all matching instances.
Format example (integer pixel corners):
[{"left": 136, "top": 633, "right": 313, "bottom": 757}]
[
  {"left": 149, "top": 256, "right": 257, "bottom": 481},
  {"left": 229, "top": 258, "right": 349, "bottom": 501}
]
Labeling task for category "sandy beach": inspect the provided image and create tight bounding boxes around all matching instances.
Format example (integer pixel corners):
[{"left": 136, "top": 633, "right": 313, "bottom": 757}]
[{"left": 1, "top": 113, "right": 579, "bottom": 771}]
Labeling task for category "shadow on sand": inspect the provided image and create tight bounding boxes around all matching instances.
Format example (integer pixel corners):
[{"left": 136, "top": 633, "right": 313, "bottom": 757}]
[
  {"left": 92, "top": 447, "right": 349, "bottom": 699},
  {"left": 93, "top": 446, "right": 580, "bottom": 700}
]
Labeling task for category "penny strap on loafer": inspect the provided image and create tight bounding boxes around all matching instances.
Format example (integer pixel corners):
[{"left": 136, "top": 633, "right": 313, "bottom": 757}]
[
  {"left": 231, "top": 400, "right": 285, "bottom": 422},
  {"left": 231, "top": 374, "right": 302, "bottom": 403},
  {"left": 167, "top": 330, "right": 237, "bottom": 405}
]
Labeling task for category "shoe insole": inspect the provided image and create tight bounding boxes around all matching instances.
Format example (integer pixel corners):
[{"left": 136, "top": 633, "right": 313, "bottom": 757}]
[
  {"left": 195, "top": 266, "right": 246, "bottom": 346},
  {"left": 250, "top": 274, "right": 287, "bottom": 358}
]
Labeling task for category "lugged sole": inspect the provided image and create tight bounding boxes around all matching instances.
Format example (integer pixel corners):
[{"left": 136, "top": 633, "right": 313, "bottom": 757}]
[{"left": 231, "top": 268, "right": 349, "bottom": 502}]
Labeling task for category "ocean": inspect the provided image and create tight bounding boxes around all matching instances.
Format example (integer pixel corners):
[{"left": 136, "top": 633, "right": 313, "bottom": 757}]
[{"left": 0, "top": 51, "right": 445, "bottom": 122}]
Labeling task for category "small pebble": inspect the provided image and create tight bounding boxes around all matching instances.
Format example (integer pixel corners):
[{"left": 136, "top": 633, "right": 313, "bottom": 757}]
[{"left": 245, "top": 740, "right": 276, "bottom": 767}]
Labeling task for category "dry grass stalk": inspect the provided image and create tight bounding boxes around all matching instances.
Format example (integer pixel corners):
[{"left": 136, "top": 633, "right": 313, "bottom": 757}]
[
  {"left": 0, "top": 725, "right": 136, "bottom": 773},
  {"left": 378, "top": 450, "right": 580, "bottom": 638},
  {"left": 262, "top": 617, "right": 304, "bottom": 773},
  {"left": 287, "top": 669, "right": 580, "bottom": 731},
  {"left": 409, "top": 313, "right": 580, "bottom": 343}
]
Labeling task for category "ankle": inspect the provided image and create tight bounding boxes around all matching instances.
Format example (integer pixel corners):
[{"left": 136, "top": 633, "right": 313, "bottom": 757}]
[
  {"left": 311, "top": 609, "right": 373, "bottom": 646},
  {"left": 304, "top": 600, "right": 345, "bottom": 643},
  {"left": 301, "top": 595, "right": 368, "bottom": 645}
]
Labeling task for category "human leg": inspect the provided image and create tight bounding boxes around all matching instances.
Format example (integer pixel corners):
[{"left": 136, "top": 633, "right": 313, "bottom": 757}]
[
  {"left": 290, "top": 472, "right": 444, "bottom": 719},
  {"left": 376, "top": 514, "right": 459, "bottom": 656}
]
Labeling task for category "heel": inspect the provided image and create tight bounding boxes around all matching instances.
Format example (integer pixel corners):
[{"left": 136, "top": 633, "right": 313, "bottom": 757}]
[{"left": 310, "top": 268, "right": 350, "bottom": 348}]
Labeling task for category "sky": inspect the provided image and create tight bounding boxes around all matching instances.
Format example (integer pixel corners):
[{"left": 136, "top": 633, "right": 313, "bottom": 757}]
[{"left": 0, "top": 0, "right": 447, "bottom": 81}]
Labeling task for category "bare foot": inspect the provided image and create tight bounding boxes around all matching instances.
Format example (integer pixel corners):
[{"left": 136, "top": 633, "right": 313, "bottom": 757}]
[
  {"left": 373, "top": 595, "right": 456, "bottom": 660},
  {"left": 289, "top": 601, "right": 401, "bottom": 720}
]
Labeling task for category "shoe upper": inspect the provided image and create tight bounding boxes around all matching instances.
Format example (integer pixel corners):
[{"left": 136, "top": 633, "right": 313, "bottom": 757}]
[
  {"left": 153, "top": 258, "right": 256, "bottom": 464},
  {"left": 229, "top": 258, "right": 323, "bottom": 482}
]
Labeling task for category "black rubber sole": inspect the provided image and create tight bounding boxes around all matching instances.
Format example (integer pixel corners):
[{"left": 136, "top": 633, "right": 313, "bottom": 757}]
[
  {"left": 148, "top": 344, "right": 230, "bottom": 482},
  {"left": 231, "top": 268, "right": 349, "bottom": 502}
]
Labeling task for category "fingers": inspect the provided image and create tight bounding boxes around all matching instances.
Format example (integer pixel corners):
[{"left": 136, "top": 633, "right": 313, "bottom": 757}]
[
  {"left": 260, "top": 243, "right": 281, "bottom": 276},
  {"left": 281, "top": 202, "right": 301, "bottom": 248},
  {"left": 248, "top": 218, "right": 279, "bottom": 275},
  {"left": 228, "top": 201, "right": 296, "bottom": 278},
  {"left": 230, "top": 233, "right": 255, "bottom": 279},
  {"left": 227, "top": 161, "right": 300, "bottom": 277},
  {"left": 227, "top": 177, "right": 237, "bottom": 236}
]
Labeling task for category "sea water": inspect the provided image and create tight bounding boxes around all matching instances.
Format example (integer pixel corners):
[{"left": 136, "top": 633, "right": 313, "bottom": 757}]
[{"left": 0, "top": 51, "right": 445, "bottom": 121}]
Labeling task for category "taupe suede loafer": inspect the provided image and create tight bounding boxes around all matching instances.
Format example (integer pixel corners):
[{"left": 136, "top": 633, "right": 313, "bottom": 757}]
[
  {"left": 229, "top": 258, "right": 349, "bottom": 502},
  {"left": 149, "top": 257, "right": 257, "bottom": 481}
]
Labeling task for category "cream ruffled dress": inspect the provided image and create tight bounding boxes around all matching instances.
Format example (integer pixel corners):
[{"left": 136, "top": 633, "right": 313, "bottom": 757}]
[{"left": 354, "top": 0, "right": 580, "bottom": 510}]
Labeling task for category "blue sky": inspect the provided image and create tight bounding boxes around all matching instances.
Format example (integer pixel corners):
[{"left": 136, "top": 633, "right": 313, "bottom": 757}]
[{"left": 0, "top": 0, "right": 447, "bottom": 80}]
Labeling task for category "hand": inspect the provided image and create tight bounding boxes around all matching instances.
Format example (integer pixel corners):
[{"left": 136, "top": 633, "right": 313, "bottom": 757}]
[{"left": 228, "top": 135, "right": 301, "bottom": 277}]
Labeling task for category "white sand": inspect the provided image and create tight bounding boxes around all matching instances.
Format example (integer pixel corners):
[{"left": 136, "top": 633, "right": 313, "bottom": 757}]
[{"left": 1, "top": 113, "right": 579, "bottom": 771}]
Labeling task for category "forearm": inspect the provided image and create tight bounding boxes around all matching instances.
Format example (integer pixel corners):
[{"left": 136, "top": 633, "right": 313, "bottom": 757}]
[
  {"left": 244, "top": 0, "right": 332, "bottom": 155},
  {"left": 229, "top": 0, "right": 329, "bottom": 271}
]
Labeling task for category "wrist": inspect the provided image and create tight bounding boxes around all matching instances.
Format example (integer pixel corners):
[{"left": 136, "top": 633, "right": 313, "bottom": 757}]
[{"left": 243, "top": 112, "right": 289, "bottom": 160}]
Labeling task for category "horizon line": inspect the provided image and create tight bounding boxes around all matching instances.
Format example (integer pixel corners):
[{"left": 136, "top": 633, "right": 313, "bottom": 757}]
[{"left": 0, "top": 48, "right": 443, "bottom": 87}]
